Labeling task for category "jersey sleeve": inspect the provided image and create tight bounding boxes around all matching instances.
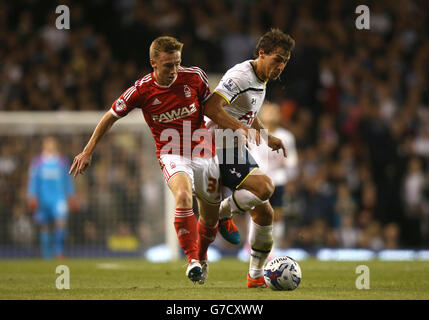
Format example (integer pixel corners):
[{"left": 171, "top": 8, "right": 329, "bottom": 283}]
[
  {"left": 110, "top": 84, "right": 143, "bottom": 118},
  {"left": 213, "top": 69, "right": 248, "bottom": 104}
]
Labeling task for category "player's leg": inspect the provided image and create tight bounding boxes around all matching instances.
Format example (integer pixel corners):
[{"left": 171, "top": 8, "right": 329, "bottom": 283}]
[
  {"left": 39, "top": 224, "right": 52, "bottom": 259},
  {"left": 195, "top": 197, "right": 219, "bottom": 284},
  {"left": 219, "top": 169, "right": 275, "bottom": 218},
  {"left": 192, "top": 156, "right": 222, "bottom": 284},
  {"left": 167, "top": 172, "right": 203, "bottom": 283},
  {"left": 53, "top": 200, "right": 68, "bottom": 259},
  {"left": 218, "top": 146, "right": 273, "bottom": 244},
  {"left": 218, "top": 186, "right": 241, "bottom": 244},
  {"left": 167, "top": 172, "right": 198, "bottom": 261},
  {"left": 246, "top": 201, "right": 274, "bottom": 288},
  {"left": 161, "top": 155, "right": 204, "bottom": 282},
  {"left": 36, "top": 205, "right": 53, "bottom": 259}
]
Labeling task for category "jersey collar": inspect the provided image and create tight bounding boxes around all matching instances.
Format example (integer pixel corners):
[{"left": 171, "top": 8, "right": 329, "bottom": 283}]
[
  {"left": 153, "top": 73, "right": 178, "bottom": 88},
  {"left": 249, "top": 61, "right": 267, "bottom": 84}
]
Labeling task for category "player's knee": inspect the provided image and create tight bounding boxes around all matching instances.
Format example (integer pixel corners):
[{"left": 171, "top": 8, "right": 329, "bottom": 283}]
[
  {"left": 174, "top": 189, "right": 193, "bottom": 208},
  {"left": 256, "top": 176, "right": 274, "bottom": 201}
]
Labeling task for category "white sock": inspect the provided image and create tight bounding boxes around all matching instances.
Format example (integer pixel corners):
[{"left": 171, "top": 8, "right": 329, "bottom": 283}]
[
  {"left": 219, "top": 198, "right": 233, "bottom": 219},
  {"left": 248, "top": 219, "right": 273, "bottom": 279}
]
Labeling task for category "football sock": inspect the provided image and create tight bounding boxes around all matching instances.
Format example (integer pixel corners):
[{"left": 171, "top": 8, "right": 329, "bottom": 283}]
[
  {"left": 248, "top": 219, "right": 273, "bottom": 279},
  {"left": 218, "top": 198, "right": 233, "bottom": 219},
  {"left": 53, "top": 228, "right": 66, "bottom": 257},
  {"left": 227, "top": 189, "right": 266, "bottom": 215},
  {"left": 40, "top": 231, "right": 52, "bottom": 259},
  {"left": 197, "top": 219, "right": 218, "bottom": 261},
  {"left": 174, "top": 208, "right": 198, "bottom": 262}
]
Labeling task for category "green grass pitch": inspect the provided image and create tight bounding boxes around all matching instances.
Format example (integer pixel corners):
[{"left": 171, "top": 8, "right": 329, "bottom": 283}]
[{"left": 0, "top": 258, "right": 428, "bottom": 300}]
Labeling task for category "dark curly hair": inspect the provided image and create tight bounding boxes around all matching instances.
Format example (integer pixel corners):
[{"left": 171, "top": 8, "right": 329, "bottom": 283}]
[{"left": 254, "top": 28, "right": 295, "bottom": 57}]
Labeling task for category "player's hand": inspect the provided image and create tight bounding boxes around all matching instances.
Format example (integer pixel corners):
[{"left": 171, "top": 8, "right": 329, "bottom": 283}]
[
  {"left": 28, "top": 198, "right": 38, "bottom": 212},
  {"left": 268, "top": 134, "right": 287, "bottom": 157},
  {"left": 239, "top": 127, "right": 261, "bottom": 146},
  {"left": 69, "top": 151, "right": 92, "bottom": 178}
]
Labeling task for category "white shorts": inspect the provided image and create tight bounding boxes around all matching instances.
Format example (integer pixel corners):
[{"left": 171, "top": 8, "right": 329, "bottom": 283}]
[{"left": 159, "top": 154, "right": 221, "bottom": 205}]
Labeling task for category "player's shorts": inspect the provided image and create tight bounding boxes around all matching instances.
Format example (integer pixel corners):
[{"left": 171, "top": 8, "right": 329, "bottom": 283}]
[
  {"left": 159, "top": 154, "right": 221, "bottom": 205},
  {"left": 35, "top": 200, "right": 68, "bottom": 224},
  {"left": 217, "top": 145, "right": 259, "bottom": 190},
  {"left": 270, "top": 185, "right": 285, "bottom": 208}
]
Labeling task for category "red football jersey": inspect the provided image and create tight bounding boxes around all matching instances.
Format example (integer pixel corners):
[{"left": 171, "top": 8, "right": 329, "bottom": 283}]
[{"left": 110, "top": 66, "right": 215, "bottom": 158}]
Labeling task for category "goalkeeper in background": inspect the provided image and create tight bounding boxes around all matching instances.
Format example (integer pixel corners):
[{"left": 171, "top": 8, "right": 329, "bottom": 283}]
[{"left": 27, "top": 136, "right": 78, "bottom": 259}]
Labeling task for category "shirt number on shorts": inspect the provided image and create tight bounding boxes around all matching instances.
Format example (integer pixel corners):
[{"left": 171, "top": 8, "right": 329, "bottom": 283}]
[{"left": 206, "top": 177, "right": 219, "bottom": 193}]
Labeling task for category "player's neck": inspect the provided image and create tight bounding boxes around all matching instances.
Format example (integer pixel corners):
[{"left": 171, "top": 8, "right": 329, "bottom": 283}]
[
  {"left": 251, "top": 59, "right": 268, "bottom": 82},
  {"left": 153, "top": 72, "right": 176, "bottom": 87}
]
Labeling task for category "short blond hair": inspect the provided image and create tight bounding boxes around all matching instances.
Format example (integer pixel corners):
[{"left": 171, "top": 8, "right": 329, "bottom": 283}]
[{"left": 149, "top": 36, "right": 183, "bottom": 59}]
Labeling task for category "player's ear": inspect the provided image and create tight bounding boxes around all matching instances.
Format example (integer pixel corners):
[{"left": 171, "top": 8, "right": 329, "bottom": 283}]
[
  {"left": 258, "top": 49, "right": 265, "bottom": 59},
  {"left": 150, "top": 59, "right": 156, "bottom": 69}
]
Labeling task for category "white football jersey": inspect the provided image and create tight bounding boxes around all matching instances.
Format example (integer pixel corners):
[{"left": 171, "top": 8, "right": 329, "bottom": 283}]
[{"left": 206, "top": 60, "right": 266, "bottom": 128}]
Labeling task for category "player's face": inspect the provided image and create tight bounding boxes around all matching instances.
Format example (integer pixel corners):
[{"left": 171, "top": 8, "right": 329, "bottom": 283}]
[
  {"left": 151, "top": 51, "right": 182, "bottom": 86},
  {"left": 262, "top": 48, "right": 290, "bottom": 81}
]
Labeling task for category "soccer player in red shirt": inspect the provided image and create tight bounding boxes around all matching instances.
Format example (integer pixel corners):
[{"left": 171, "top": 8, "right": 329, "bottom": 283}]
[{"left": 69, "top": 36, "right": 250, "bottom": 284}]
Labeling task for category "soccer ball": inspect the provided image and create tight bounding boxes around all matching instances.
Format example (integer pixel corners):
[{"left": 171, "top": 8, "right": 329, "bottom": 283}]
[{"left": 263, "top": 256, "right": 302, "bottom": 291}]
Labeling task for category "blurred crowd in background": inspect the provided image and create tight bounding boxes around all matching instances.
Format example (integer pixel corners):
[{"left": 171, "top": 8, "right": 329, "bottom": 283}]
[
  {"left": 0, "top": 133, "right": 167, "bottom": 252},
  {"left": 1, "top": 0, "right": 429, "bottom": 254}
]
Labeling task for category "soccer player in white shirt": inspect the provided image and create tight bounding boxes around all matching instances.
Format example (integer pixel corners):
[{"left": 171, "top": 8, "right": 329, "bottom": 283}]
[{"left": 205, "top": 28, "right": 295, "bottom": 287}]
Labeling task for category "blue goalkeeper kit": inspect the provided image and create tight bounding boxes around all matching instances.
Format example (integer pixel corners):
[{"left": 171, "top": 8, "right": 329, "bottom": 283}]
[{"left": 28, "top": 154, "right": 75, "bottom": 258}]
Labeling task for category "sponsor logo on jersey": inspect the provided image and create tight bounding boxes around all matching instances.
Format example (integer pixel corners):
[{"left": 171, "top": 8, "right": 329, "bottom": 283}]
[
  {"left": 152, "top": 103, "right": 197, "bottom": 123},
  {"left": 115, "top": 98, "right": 126, "bottom": 111}
]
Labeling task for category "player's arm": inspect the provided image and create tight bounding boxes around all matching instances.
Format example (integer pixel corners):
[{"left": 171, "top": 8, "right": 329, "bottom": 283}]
[
  {"left": 204, "top": 92, "right": 246, "bottom": 131},
  {"left": 204, "top": 92, "right": 261, "bottom": 145},
  {"left": 251, "top": 116, "right": 287, "bottom": 157},
  {"left": 70, "top": 83, "right": 141, "bottom": 177},
  {"left": 69, "top": 111, "right": 118, "bottom": 177}
]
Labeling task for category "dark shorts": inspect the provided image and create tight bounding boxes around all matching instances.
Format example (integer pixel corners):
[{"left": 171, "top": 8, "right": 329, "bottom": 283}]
[
  {"left": 270, "top": 185, "right": 285, "bottom": 208},
  {"left": 217, "top": 145, "right": 259, "bottom": 190}
]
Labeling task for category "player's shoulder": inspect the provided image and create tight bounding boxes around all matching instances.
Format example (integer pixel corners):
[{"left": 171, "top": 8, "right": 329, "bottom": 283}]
[
  {"left": 134, "top": 73, "right": 154, "bottom": 88},
  {"left": 221, "top": 60, "right": 255, "bottom": 87},
  {"left": 178, "top": 66, "right": 208, "bottom": 84},
  {"left": 224, "top": 60, "right": 253, "bottom": 77}
]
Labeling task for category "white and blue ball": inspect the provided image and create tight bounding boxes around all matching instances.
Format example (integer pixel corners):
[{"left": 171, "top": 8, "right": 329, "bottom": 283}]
[{"left": 263, "top": 256, "right": 302, "bottom": 291}]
